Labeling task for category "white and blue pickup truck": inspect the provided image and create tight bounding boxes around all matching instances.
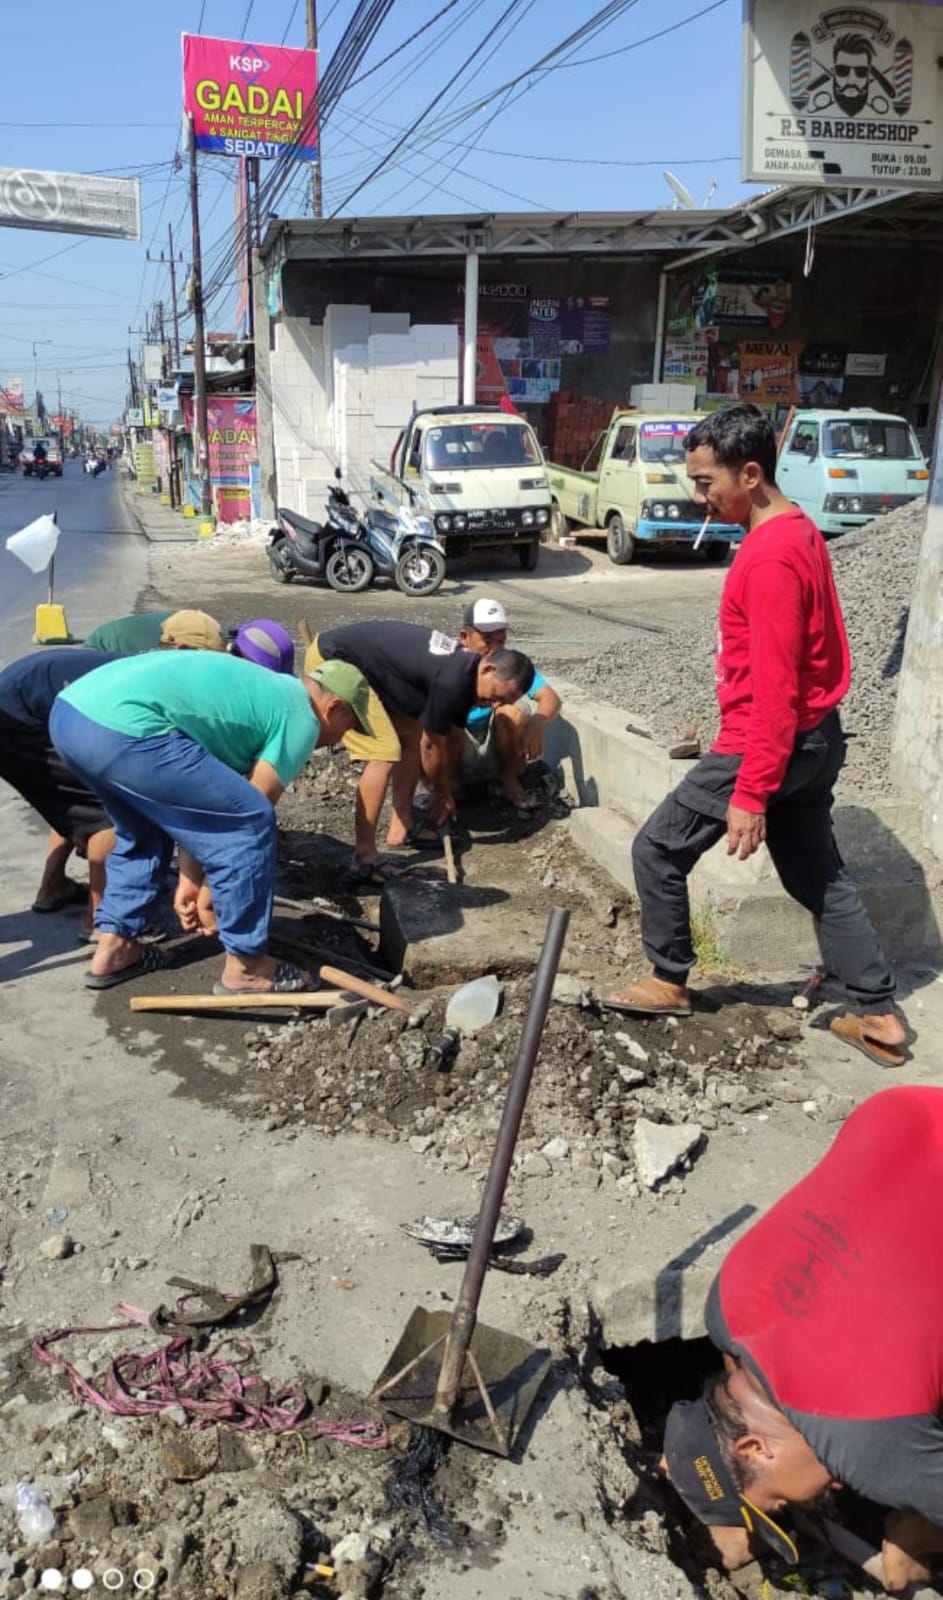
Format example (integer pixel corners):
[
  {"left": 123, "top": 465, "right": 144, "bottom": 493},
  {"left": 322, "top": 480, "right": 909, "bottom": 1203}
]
[{"left": 370, "top": 405, "right": 553, "bottom": 571}]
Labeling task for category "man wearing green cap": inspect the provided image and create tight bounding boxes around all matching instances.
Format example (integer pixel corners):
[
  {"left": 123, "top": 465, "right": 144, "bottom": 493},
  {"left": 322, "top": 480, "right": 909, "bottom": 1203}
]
[{"left": 50, "top": 652, "right": 373, "bottom": 994}]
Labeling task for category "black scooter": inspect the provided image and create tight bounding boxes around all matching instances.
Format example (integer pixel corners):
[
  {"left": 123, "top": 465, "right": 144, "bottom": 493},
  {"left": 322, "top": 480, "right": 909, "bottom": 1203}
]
[{"left": 267, "top": 500, "right": 374, "bottom": 593}]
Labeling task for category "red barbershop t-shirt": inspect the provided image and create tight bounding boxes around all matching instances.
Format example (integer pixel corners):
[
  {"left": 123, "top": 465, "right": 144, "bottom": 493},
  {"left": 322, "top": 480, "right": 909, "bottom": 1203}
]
[
  {"left": 706, "top": 1088, "right": 943, "bottom": 1519},
  {"left": 712, "top": 509, "right": 851, "bottom": 812}
]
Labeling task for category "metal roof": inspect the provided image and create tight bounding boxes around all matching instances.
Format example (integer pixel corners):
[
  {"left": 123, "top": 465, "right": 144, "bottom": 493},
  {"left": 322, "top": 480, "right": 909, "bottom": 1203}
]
[{"left": 259, "top": 184, "right": 936, "bottom": 268}]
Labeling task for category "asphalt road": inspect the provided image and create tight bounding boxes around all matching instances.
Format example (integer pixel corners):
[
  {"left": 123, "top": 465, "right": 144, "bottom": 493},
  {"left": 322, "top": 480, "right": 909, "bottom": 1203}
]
[{"left": 0, "top": 460, "right": 147, "bottom": 665}]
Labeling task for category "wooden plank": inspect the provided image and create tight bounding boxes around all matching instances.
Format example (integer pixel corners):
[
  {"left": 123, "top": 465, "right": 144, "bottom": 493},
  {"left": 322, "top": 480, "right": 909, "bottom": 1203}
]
[
  {"left": 318, "top": 965, "right": 411, "bottom": 1014},
  {"left": 129, "top": 990, "right": 346, "bottom": 1014}
]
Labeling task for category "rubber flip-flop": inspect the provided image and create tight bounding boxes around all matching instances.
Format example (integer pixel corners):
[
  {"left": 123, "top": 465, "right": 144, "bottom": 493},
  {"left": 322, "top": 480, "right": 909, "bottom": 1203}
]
[
  {"left": 213, "top": 959, "right": 314, "bottom": 997},
  {"left": 85, "top": 944, "right": 168, "bottom": 990},
  {"left": 347, "top": 856, "right": 417, "bottom": 888},
  {"left": 829, "top": 1013, "right": 909, "bottom": 1068},
  {"left": 32, "top": 879, "right": 88, "bottom": 914}
]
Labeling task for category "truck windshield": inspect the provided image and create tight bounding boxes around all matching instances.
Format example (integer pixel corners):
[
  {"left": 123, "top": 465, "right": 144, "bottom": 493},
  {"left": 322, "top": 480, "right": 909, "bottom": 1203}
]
[
  {"left": 639, "top": 421, "right": 690, "bottom": 464},
  {"left": 424, "top": 422, "right": 541, "bottom": 471},
  {"left": 824, "top": 419, "right": 920, "bottom": 460}
]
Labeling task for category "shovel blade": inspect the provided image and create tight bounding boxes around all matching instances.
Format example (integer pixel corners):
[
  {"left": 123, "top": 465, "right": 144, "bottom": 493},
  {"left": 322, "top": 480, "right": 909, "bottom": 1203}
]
[{"left": 373, "top": 1306, "right": 550, "bottom": 1457}]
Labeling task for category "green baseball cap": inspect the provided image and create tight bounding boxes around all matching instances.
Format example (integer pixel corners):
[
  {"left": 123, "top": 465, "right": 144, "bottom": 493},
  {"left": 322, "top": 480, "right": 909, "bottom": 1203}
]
[{"left": 309, "top": 659, "right": 374, "bottom": 738}]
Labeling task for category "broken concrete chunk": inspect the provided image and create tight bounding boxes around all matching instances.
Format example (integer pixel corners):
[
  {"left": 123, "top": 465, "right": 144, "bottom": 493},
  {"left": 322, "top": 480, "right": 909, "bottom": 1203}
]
[
  {"left": 521, "top": 1152, "right": 552, "bottom": 1179},
  {"left": 38, "top": 1233, "right": 74, "bottom": 1260},
  {"left": 765, "top": 1011, "right": 802, "bottom": 1042},
  {"left": 614, "top": 1032, "right": 649, "bottom": 1063},
  {"left": 408, "top": 1134, "right": 435, "bottom": 1155},
  {"left": 552, "top": 973, "right": 587, "bottom": 1007},
  {"left": 632, "top": 1119, "right": 705, "bottom": 1190},
  {"left": 616, "top": 1064, "right": 646, "bottom": 1089},
  {"left": 540, "top": 1137, "right": 570, "bottom": 1162}
]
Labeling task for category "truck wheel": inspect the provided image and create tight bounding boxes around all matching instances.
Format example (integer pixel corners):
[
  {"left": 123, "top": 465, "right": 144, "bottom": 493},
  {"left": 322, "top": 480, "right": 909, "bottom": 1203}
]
[
  {"left": 551, "top": 501, "right": 569, "bottom": 542},
  {"left": 518, "top": 540, "right": 539, "bottom": 571},
  {"left": 606, "top": 513, "right": 635, "bottom": 565},
  {"left": 701, "top": 541, "right": 730, "bottom": 565}
]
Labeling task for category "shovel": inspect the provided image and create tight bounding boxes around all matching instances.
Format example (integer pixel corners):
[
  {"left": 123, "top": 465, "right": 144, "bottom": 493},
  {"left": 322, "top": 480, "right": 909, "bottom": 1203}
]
[{"left": 372, "top": 905, "right": 569, "bottom": 1456}]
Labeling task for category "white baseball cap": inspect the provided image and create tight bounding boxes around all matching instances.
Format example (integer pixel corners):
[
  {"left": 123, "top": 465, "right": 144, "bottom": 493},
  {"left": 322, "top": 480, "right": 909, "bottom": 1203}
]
[{"left": 462, "top": 598, "right": 508, "bottom": 633}]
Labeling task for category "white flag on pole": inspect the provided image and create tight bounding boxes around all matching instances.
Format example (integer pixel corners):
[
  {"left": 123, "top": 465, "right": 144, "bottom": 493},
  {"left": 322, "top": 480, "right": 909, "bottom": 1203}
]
[{"left": 6, "top": 513, "right": 59, "bottom": 574}]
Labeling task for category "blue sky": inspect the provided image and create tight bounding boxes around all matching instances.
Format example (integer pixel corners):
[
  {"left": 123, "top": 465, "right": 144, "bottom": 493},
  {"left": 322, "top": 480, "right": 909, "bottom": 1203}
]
[{"left": 0, "top": 0, "right": 748, "bottom": 424}]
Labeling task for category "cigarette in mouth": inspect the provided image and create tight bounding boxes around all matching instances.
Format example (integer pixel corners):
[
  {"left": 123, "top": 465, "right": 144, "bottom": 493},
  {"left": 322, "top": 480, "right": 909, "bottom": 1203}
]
[{"left": 693, "top": 512, "right": 712, "bottom": 551}]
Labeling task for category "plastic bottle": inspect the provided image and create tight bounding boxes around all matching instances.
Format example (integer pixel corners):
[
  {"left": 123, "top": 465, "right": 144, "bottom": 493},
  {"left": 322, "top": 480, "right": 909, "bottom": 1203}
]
[{"left": 16, "top": 1482, "right": 56, "bottom": 1543}]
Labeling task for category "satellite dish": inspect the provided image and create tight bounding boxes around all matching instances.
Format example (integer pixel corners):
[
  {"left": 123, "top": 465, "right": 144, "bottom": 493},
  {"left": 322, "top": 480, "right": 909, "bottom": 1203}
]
[{"left": 663, "top": 170, "right": 697, "bottom": 210}]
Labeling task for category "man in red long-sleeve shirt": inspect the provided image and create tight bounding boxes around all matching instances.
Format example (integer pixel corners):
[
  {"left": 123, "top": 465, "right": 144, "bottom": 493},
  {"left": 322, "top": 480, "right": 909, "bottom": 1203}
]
[{"left": 605, "top": 403, "right": 907, "bottom": 1065}]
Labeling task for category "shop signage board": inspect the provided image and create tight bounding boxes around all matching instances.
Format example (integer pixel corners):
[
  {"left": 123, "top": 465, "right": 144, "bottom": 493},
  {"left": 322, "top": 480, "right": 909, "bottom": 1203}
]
[
  {"left": 126, "top": 407, "right": 144, "bottom": 427},
  {"left": 743, "top": 1, "right": 943, "bottom": 188},
  {"left": 183, "top": 34, "right": 318, "bottom": 160},
  {"left": 0, "top": 377, "right": 24, "bottom": 414},
  {"left": 183, "top": 394, "right": 258, "bottom": 521},
  {"left": 668, "top": 267, "right": 791, "bottom": 333},
  {"left": 846, "top": 351, "right": 888, "bottom": 375},
  {"left": 0, "top": 168, "right": 141, "bottom": 240}
]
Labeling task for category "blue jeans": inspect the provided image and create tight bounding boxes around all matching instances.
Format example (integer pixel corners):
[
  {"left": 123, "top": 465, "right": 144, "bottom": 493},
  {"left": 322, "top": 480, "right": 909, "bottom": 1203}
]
[{"left": 50, "top": 701, "right": 276, "bottom": 956}]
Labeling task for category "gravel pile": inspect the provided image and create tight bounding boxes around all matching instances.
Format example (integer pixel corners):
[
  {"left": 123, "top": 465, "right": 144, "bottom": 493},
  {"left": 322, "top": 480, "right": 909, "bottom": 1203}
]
[{"left": 562, "top": 500, "right": 926, "bottom": 801}]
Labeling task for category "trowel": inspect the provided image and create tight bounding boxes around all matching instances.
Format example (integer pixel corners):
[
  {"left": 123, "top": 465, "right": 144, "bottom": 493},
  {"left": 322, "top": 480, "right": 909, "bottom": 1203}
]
[{"left": 373, "top": 907, "right": 569, "bottom": 1456}]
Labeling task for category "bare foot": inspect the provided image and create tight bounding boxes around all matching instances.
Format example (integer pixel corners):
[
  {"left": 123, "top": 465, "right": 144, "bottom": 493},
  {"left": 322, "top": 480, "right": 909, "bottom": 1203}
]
[
  {"left": 89, "top": 933, "right": 142, "bottom": 979},
  {"left": 861, "top": 1012, "right": 907, "bottom": 1048}
]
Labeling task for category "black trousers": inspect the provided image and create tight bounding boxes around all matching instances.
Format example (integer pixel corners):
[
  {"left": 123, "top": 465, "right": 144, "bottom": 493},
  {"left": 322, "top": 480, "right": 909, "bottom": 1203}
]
[{"left": 631, "top": 711, "right": 896, "bottom": 1013}]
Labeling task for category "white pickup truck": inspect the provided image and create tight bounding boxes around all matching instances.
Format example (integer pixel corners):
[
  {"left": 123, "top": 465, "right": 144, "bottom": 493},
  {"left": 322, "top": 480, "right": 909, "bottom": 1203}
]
[{"left": 370, "top": 405, "right": 553, "bottom": 570}]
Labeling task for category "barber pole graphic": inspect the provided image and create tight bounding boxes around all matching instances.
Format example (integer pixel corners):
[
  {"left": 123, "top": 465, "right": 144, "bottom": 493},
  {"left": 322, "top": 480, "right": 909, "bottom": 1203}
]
[
  {"left": 789, "top": 31, "right": 812, "bottom": 110},
  {"left": 892, "top": 38, "right": 914, "bottom": 113}
]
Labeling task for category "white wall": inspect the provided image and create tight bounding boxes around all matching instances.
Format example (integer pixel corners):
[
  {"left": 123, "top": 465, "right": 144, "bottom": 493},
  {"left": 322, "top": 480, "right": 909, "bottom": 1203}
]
[{"left": 269, "top": 304, "right": 458, "bottom": 512}]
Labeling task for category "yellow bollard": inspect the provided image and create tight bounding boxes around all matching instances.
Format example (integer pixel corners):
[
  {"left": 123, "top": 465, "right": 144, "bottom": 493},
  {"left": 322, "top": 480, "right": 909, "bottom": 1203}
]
[
  {"left": 182, "top": 504, "right": 195, "bottom": 518},
  {"left": 33, "top": 603, "right": 71, "bottom": 644},
  {"left": 198, "top": 520, "right": 216, "bottom": 540}
]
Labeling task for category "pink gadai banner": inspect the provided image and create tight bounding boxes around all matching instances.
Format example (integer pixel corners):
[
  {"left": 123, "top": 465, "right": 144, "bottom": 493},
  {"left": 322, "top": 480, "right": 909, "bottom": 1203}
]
[{"left": 182, "top": 34, "right": 318, "bottom": 160}]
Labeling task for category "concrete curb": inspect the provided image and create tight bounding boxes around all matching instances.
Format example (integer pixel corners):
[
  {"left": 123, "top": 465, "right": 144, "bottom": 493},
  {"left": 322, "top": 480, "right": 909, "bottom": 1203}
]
[{"left": 545, "top": 681, "right": 943, "bottom": 968}]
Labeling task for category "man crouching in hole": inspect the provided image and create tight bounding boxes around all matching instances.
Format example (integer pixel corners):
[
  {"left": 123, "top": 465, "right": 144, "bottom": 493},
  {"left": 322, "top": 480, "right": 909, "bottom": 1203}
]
[{"left": 658, "top": 1086, "right": 943, "bottom": 1592}]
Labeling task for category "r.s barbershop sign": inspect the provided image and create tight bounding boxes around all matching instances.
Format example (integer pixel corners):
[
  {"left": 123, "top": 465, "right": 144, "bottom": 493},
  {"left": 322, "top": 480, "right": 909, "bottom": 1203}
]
[
  {"left": 744, "top": 1, "right": 943, "bottom": 187},
  {"left": 183, "top": 34, "right": 318, "bottom": 160}
]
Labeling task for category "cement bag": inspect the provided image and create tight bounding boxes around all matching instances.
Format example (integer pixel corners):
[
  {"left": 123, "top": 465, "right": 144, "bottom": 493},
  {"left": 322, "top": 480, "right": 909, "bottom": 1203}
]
[{"left": 6, "top": 513, "right": 59, "bottom": 574}]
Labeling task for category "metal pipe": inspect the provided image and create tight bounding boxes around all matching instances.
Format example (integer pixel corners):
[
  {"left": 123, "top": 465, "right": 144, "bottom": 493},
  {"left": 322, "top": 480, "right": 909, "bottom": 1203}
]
[
  {"left": 462, "top": 249, "right": 479, "bottom": 406},
  {"left": 651, "top": 270, "right": 668, "bottom": 384},
  {"left": 432, "top": 905, "right": 570, "bottom": 1419}
]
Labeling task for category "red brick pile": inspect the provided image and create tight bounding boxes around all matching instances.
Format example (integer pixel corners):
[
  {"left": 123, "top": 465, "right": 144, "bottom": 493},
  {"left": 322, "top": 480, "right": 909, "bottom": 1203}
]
[{"left": 543, "top": 392, "right": 618, "bottom": 468}]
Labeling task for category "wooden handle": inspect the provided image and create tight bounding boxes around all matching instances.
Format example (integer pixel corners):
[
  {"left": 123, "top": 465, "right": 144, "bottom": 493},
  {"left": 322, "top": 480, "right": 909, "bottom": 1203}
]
[
  {"left": 442, "top": 828, "right": 458, "bottom": 885},
  {"left": 130, "top": 990, "right": 345, "bottom": 1014},
  {"left": 299, "top": 618, "right": 313, "bottom": 647},
  {"left": 318, "top": 965, "right": 410, "bottom": 1013}
]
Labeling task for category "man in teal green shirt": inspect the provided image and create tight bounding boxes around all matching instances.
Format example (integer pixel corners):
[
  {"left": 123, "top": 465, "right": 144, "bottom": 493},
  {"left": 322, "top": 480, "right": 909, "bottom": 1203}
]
[
  {"left": 83, "top": 609, "right": 225, "bottom": 654},
  {"left": 50, "top": 652, "right": 374, "bottom": 995}
]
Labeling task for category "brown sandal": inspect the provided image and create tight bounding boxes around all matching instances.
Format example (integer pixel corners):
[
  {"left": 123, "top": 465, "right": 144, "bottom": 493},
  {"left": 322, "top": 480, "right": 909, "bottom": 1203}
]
[
  {"left": 829, "top": 1013, "right": 908, "bottom": 1068},
  {"left": 602, "top": 976, "right": 693, "bottom": 1018}
]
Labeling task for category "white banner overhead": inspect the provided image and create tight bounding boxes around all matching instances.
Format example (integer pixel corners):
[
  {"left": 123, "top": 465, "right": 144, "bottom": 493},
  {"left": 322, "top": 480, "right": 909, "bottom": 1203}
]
[
  {"left": 743, "top": 1, "right": 943, "bottom": 189},
  {"left": 0, "top": 168, "right": 141, "bottom": 240}
]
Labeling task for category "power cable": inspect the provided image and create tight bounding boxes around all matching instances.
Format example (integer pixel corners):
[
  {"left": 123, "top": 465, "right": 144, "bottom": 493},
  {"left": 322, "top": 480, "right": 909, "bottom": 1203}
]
[
  {"left": 328, "top": 0, "right": 525, "bottom": 216},
  {"left": 280, "top": 0, "right": 301, "bottom": 43},
  {"left": 241, "top": 1, "right": 255, "bottom": 34}
]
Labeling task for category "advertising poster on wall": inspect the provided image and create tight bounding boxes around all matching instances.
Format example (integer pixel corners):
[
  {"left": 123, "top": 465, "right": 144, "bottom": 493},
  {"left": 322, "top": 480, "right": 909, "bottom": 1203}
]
[
  {"left": 664, "top": 332, "right": 711, "bottom": 385},
  {"left": 743, "top": 0, "right": 943, "bottom": 188},
  {"left": 739, "top": 339, "right": 804, "bottom": 403},
  {"left": 560, "top": 296, "right": 612, "bottom": 353},
  {"left": 183, "top": 34, "right": 318, "bottom": 160},
  {"left": 0, "top": 377, "right": 24, "bottom": 414},
  {"left": 668, "top": 267, "right": 792, "bottom": 332}
]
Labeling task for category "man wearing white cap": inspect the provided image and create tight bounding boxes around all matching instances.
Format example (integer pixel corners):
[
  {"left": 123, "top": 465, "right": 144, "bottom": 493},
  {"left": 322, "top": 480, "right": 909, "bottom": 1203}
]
[{"left": 455, "top": 598, "right": 562, "bottom": 813}]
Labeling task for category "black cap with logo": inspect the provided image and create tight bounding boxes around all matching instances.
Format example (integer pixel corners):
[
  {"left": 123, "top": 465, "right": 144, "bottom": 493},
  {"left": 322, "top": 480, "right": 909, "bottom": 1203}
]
[{"left": 663, "top": 1398, "right": 799, "bottom": 1564}]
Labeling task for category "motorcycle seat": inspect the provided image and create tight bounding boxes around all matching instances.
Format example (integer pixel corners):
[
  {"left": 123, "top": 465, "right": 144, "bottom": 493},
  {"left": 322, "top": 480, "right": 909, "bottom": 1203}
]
[{"left": 278, "top": 507, "right": 324, "bottom": 536}]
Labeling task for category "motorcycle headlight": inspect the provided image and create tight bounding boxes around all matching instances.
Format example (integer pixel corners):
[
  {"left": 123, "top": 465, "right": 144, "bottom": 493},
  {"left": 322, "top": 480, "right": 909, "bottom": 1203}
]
[
  {"left": 653, "top": 503, "right": 667, "bottom": 520},
  {"left": 535, "top": 509, "right": 549, "bottom": 525},
  {"left": 452, "top": 514, "right": 467, "bottom": 531},
  {"left": 666, "top": 503, "right": 681, "bottom": 520},
  {"left": 521, "top": 511, "right": 534, "bottom": 527},
  {"left": 435, "top": 514, "right": 452, "bottom": 532}
]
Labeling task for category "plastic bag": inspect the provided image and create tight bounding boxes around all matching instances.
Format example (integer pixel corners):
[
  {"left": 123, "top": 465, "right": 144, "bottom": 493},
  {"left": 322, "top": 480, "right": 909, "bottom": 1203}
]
[{"left": 6, "top": 513, "right": 59, "bottom": 574}]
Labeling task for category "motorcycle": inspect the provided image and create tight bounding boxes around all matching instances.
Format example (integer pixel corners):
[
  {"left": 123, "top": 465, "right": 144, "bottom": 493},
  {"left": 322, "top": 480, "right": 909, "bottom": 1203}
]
[
  {"left": 327, "top": 474, "right": 446, "bottom": 598},
  {"left": 32, "top": 456, "right": 51, "bottom": 480},
  {"left": 267, "top": 498, "right": 374, "bottom": 594}
]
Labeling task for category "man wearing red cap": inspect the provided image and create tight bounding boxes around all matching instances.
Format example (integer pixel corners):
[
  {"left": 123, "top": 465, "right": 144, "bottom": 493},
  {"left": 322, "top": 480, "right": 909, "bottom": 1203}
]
[{"left": 661, "top": 1086, "right": 943, "bottom": 1590}]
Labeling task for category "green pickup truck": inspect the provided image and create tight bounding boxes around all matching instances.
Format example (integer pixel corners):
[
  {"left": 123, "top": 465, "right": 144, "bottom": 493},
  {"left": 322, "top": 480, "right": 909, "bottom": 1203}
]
[{"left": 547, "top": 409, "right": 743, "bottom": 564}]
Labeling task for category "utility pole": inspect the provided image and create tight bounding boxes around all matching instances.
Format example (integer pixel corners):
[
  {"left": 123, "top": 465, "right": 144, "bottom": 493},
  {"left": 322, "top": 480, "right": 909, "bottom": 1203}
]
[
  {"left": 306, "top": 0, "right": 322, "bottom": 218},
  {"left": 168, "top": 221, "right": 181, "bottom": 367},
  {"left": 188, "top": 113, "right": 212, "bottom": 518}
]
